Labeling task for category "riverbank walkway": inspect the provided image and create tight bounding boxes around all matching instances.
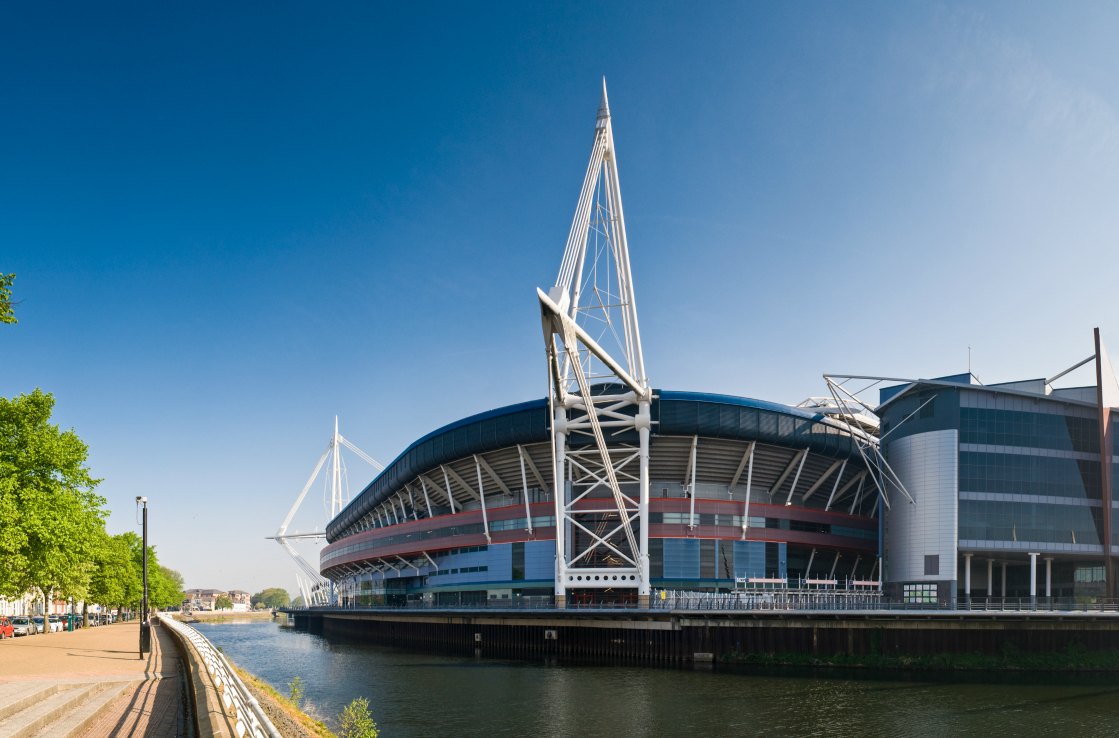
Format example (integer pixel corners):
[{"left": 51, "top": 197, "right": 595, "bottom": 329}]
[{"left": 0, "top": 620, "right": 186, "bottom": 737}]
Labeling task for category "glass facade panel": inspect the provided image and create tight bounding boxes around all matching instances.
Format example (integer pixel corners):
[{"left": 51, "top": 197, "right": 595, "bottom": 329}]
[
  {"left": 960, "top": 407, "right": 1099, "bottom": 453},
  {"left": 960, "top": 451, "right": 1100, "bottom": 499},
  {"left": 958, "top": 499, "right": 1102, "bottom": 546}
]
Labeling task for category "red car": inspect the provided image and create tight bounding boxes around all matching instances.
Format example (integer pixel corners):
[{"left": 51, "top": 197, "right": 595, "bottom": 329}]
[{"left": 0, "top": 616, "right": 13, "bottom": 639}]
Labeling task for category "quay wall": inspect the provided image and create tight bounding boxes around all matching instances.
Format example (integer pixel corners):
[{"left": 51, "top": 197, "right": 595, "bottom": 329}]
[{"left": 286, "top": 609, "right": 1119, "bottom": 665}]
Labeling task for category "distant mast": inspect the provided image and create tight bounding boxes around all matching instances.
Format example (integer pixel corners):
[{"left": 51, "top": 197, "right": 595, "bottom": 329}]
[{"left": 270, "top": 419, "right": 383, "bottom": 606}]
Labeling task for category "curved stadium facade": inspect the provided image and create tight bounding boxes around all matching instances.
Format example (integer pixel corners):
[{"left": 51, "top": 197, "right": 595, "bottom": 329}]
[{"left": 322, "top": 391, "right": 880, "bottom": 607}]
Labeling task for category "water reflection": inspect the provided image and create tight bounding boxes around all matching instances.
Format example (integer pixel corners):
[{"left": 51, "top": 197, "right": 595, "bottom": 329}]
[{"left": 194, "top": 621, "right": 1119, "bottom": 737}]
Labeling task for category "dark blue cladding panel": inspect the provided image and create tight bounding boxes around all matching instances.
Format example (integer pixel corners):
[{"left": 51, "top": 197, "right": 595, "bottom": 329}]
[
  {"left": 327, "top": 401, "right": 549, "bottom": 539},
  {"left": 329, "top": 390, "right": 865, "bottom": 541}
]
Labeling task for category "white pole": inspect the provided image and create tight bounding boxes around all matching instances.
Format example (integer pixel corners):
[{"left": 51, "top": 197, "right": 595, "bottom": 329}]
[
  {"left": 964, "top": 553, "right": 972, "bottom": 601},
  {"left": 1029, "top": 553, "right": 1038, "bottom": 600},
  {"left": 638, "top": 401, "right": 651, "bottom": 602},
  {"left": 553, "top": 404, "right": 568, "bottom": 607},
  {"left": 1046, "top": 557, "right": 1052, "bottom": 598}
]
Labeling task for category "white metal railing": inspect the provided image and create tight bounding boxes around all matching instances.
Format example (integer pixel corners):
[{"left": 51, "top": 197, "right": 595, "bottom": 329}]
[{"left": 159, "top": 614, "right": 282, "bottom": 738}]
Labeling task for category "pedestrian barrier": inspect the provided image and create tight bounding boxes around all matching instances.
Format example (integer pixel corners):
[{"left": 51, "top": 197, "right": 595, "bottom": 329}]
[{"left": 158, "top": 614, "right": 281, "bottom": 738}]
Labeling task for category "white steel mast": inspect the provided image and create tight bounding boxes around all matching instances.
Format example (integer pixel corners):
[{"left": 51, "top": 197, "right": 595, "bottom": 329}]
[
  {"left": 270, "top": 417, "right": 384, "bottom": 606},
  {"left": 539, "top": 80, "right": 653, "bottom": 607}
]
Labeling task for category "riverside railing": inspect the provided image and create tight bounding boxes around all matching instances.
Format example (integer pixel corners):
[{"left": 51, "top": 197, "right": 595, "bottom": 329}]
[
  {"left": 159, "top": 614, "right": 282, "bottom": 738},
  {"left": 287, "top": 592, "right": 1119, "bottom": 614}
]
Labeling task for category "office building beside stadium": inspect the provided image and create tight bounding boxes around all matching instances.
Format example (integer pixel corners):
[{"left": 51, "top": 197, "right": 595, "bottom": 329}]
[
  {"left": 876, "top": 330, "right": 1119, "bottom": 604},
  {"left": 322, "top": 390, "right": 881, "bottom": 606}
]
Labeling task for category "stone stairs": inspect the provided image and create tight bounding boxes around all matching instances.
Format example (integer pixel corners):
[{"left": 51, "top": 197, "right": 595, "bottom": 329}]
[{"left": 0, "top": 679, "right": 139, "bottom": 737}]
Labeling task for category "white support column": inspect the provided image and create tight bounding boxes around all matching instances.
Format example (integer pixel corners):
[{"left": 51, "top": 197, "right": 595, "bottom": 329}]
[
  {"left": 553, "top": 404, "right": 568, "bottom": 608},
  {"left": 1029, "top": 552, "right": 1039, "bottom": 602},
  {"left": 1045, "top": 557, "right": 1053, "bottom": 598},
  {"left": 964, "top": 553, "right": 972, "bottom": 603},
  {"left": 687, "top": 435, "right": 698, "bottom": 529},
  {"left": 987, "top": 558, "right": 994, "bottom": 597},
  {"left": 740, "top": 442, "right": 755, "bottom": 540},
  {"left": 829, "top": 552, "right": 841, "bottom": 579},
  {"left": 784, "top": 450, "right": 809, "bottom": 506},
  {"left": 637, "top": 400, "right": 651, "bottom": 603},
  {"left": 822, "top": 459, "right": 848, "bottom": 511},
  {"left": 419, "top": 478, "right": 433, "bottom": 518},
  {"left": 805, "top": 548, "right": 817, "bottom": 580},
  {"left": 442, "top": 466, "right": 456, "bottom": 514},
  {"left": 474, "top": 456, "right": 491, "bottom": 543},
  {"left": 518, "top": 445, "right": 534, "bottom": 534},
  {"left": 1001, "top": 562, "right": 1007, "bottom": 598}
]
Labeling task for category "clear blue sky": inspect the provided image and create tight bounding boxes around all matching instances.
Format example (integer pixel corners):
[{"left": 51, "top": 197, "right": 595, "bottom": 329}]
[{"left": 4, "top": 2, "right": 1118, "bottom": 595}]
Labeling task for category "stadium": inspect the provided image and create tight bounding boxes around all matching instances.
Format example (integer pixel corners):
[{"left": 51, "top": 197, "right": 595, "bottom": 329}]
[
  {"left": 315, "top": 86, "right": 1119, "bottom": 610},
  {"left": 318, "top": 85, "right": 885, "bottom": 609},
  {"left": 321, "top": 390, "right": 881, "bottom": 606}
]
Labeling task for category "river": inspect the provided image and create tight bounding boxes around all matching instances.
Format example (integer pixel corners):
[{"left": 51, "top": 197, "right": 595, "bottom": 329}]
[{"left": 194, "top": 620, "right": 1119, "bottom": 737}]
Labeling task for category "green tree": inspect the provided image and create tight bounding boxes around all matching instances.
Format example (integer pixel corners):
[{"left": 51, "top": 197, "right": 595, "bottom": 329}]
[
  {"left": 0, "top": 390, "right": 106, "bottom": 633},
  {"left": 291, "top": 595, "right": 306, "bottom": 608},
  {"left": 0, "top": 273, "right": 16, "bottom": 324},
  {"left": 88, "top": 532, "right": 142, "bottom": 617},
  {"left": 338, "top": 697, "right": 378, "bottom": 738},
  {"left": 251, "top": 587, "right": 291, "bottom": 609},
  {"left": 150, "top": 565, "right": 185, "bottom": 609},
  {"left": 215, "top": 594, "right": 233, "bottom": 610}
]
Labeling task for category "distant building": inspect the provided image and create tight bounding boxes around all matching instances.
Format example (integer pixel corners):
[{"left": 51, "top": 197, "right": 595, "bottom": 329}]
[{"left": 228, "top": 590, "right": 252, "bottom": 612}]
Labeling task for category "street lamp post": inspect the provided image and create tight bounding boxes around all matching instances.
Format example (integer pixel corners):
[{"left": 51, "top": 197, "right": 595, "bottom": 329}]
[{"left": 137, "top": 496, "right": 150, "bottom": 657}]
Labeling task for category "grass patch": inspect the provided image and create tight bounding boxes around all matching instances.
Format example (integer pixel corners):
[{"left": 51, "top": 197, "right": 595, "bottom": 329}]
[{"left": 232, "top": 664, "right": 336, "bottom": 738}]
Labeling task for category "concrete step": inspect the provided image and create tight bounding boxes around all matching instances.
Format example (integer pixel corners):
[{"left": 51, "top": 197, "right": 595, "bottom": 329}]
[
  {"left": 29, "top": 680, "right": 138, "bottom": 738},
  {"left": 0, "top": 682, "right": 105, "bottom": 738},
  {"left": 0, "top": 682, "right": 63, "bottom": 723}
]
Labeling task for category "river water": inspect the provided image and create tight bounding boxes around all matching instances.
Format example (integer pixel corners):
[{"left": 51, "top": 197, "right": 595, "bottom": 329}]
[{"left": 195, "top": 620, "right": 1119, "bottom": 737}]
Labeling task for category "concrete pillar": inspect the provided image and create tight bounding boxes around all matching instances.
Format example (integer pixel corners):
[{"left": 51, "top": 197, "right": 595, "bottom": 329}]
[
  {"left": 964, "top": 553, "right": 972, "bottom": 605},
  {"left": 987, "top": 559, "right": 994, "bottom": 597},
  {"left": 1000, "top": 562, "right": 1007, "bottom": 598},
  {"left": 1029, "top": 552, "right": 1039, "bottom": 604},
  {"left": 1045, "top": 557, "right": 1053, "bottom": 598}
]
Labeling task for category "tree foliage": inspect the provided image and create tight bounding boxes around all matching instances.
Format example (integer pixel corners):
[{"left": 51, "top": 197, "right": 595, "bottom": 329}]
[
  {"left": 252, "top": 587, "right": 291, "bottom": 609},
  {"left": 88, "top": 532, "right": 142, "bottom": 612},
  {"left": 0, "top": 390, "right": 105, "bottom": 623},
  {"left": 0, "top": 273, "right": 16, "bottom": 325},
  {"left": 338, "top": 697, "right": 378, "bottom": 738},
  {"left": 215, "top": 594, "right": 233, "bottom": 610},
  {"left": 0, "top": 389, "right": 187, "bottom": 620}
]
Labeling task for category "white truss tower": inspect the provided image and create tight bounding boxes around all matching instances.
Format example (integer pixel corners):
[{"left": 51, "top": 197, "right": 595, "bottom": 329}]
[
  {"left": 538, "top": 81, "right": 653, "bottom": 607},
  {"left": 270, "top": 417, "right": 384, "bottom": 606}
]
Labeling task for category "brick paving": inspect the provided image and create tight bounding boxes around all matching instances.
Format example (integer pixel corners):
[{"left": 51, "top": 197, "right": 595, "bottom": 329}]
[{"left": 0, "top": 619, "right": 187, "bottom": 737}]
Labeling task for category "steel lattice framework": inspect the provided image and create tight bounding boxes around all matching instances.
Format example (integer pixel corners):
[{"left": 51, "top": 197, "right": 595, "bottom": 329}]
[{"left": 538, "top": 81, "right": 654, "bottom": 606}]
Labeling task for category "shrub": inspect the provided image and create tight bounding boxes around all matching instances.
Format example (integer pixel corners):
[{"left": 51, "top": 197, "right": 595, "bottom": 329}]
[
  {"left": 288, "top": 676, "right": 304, "bottom": 707},
  {"left": 339, "top": 697, "right": 378, "bottom": 738}
]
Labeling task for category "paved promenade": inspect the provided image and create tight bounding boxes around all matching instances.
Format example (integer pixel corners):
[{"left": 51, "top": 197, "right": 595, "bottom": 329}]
[{"left": 0, "top": 620, "right": 186, "bottom": 737}]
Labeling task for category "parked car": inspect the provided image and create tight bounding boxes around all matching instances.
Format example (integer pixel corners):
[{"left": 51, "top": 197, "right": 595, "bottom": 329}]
[
  {"left": 46, "top": 615, "right": 64, "bottom": 633},
  {"left": 11, "top": 617, "right": 34, "bottom": 636},
  {"left": 0, "top": 616, "right": 13, "bottom": 639},
  {"left": 31, "top": 616, "right": 47, "bottom": 634}
]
